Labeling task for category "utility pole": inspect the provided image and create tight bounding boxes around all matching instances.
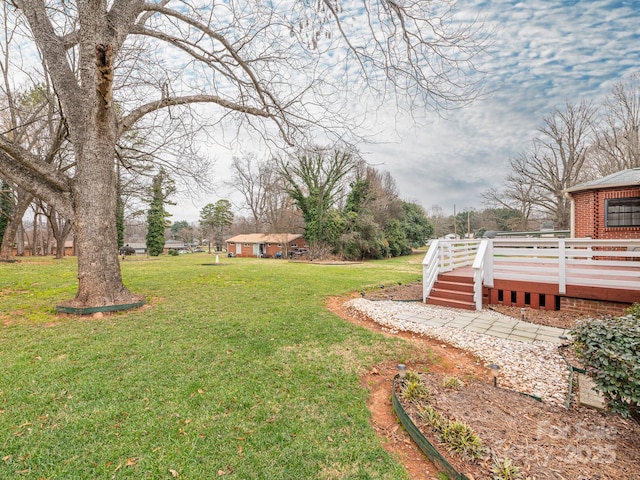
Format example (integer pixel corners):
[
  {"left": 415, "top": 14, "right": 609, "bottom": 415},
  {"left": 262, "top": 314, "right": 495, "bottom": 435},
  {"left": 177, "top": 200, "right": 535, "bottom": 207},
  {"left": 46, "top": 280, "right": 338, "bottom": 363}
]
[{"left": 453, "top": 204, "right": 457, "bottom": 238}]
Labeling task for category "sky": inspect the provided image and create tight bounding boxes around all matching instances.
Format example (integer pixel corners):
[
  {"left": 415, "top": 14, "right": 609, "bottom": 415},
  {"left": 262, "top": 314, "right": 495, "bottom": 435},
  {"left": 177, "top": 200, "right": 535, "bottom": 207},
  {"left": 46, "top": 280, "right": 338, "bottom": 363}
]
[{"left": 165, "top": 0, "right": 640, "bottom": 223}]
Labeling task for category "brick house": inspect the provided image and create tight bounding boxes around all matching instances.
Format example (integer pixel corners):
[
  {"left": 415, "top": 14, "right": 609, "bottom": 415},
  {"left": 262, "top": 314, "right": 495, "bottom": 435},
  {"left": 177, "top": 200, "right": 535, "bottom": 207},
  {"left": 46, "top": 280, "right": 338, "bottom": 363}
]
[
  {"left": 565, "top": 168, "right": 640, "bottom": 240},
  {"left": 225, "top": 233, "right": 307, "bottom": 258}
]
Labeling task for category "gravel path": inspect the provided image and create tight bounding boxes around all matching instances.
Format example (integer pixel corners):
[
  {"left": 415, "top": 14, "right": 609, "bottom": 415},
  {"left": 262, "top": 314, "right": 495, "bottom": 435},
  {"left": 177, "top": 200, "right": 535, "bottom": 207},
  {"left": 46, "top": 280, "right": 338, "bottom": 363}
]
[{"left": 345, "top": 299, "right": 570, "bottom": 406}]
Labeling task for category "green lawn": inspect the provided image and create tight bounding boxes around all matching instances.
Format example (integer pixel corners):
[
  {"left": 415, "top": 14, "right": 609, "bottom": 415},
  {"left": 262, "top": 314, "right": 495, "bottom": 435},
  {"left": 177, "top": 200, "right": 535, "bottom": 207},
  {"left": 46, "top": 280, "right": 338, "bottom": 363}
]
[{"left": 0, "top": 254, "right": 426, "bottom": 479}]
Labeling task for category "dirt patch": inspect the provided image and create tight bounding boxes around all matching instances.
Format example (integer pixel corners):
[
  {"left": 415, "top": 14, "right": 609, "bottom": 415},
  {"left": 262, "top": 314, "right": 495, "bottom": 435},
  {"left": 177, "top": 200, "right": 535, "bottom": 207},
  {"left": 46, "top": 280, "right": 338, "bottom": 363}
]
[
  {"left": 327, "top": 295, "right": 489, "bottom": 479},
  {"left": 327, "top": 291, "right": 640, "bottom": 480}
]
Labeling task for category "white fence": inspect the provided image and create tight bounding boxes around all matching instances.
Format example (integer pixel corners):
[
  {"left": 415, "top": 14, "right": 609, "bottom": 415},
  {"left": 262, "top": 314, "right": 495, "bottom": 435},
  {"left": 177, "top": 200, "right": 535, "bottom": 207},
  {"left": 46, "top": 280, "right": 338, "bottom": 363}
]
[{"left": 423, "top": 238, "right": 640, "bottom": 310}]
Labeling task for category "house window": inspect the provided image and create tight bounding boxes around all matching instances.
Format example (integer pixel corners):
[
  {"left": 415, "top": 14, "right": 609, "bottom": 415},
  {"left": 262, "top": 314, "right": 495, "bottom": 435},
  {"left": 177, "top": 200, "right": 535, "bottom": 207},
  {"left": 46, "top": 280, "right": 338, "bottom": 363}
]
[{"left": 606, "top": 197, "right": 640, "bottom": 227}]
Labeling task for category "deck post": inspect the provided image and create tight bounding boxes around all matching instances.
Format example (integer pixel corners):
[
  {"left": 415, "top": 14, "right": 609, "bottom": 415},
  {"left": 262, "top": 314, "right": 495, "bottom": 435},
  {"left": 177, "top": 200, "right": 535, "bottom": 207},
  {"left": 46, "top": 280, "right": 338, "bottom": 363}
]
[
  {"left": 485, "top": 240, "right": 494, "bottom": 288},
  {"left": 558, "top": 238, "right": 566, "bottom": 294}
]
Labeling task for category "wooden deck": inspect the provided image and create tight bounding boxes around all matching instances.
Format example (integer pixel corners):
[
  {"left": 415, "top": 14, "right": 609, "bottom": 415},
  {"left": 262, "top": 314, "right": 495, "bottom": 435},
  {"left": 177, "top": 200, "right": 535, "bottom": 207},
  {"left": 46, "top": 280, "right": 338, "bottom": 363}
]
[
  {"left": 452, "top": 264, "right": 638, "bottom": 307},
  {"left": 423, "top": 239, "right": 640, "bottom": 312}
]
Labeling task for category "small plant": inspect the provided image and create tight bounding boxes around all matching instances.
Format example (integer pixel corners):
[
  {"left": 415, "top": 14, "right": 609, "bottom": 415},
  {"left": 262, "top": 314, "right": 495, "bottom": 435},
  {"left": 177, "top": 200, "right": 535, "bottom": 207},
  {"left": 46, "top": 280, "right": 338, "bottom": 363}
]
[
  {"left": 401, "top": 379, "right": 431, "bottom": 403},
  {"left": 442, "top": 375, "right": 464, "bottom": 389},
  {"left": 436, "top": 473, "right": 450, "bottom": 480},
  {"left": 625, "top": 302, "right": 640, "bottom": 318},
  {"left": 440, "top": 420, "right": 485, "bottom": 461},
  {"left": 491, "top": 456, "right": 522, "bottom": 480},
  {"left": 418, "top": 405, "right": 447, "bottom": 433},
  {"left": 405, "top": 369, "right": 422, "bottom": 383}
]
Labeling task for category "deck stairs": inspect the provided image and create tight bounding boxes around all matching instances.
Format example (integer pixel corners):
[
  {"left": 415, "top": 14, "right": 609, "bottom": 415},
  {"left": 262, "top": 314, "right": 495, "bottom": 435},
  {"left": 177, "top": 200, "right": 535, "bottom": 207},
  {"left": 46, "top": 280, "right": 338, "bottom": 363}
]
[{"left": 425, "top": 270, "right": 475, "bottom": 310}]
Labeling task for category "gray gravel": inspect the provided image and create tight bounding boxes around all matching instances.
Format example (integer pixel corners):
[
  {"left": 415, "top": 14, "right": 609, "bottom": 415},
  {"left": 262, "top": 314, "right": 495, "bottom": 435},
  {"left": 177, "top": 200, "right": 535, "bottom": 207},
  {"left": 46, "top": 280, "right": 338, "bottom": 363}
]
[{"left": 344, "top": 299, "right": 570, "bottom": 406}]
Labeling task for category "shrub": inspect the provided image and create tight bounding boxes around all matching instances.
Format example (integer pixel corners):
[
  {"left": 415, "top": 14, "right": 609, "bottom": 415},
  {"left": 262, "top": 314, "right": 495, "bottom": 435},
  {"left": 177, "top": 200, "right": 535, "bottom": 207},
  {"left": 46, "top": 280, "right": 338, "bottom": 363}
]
[
  {"left": 418, "top": 405, "right": 447, "bottom": 433},
  {"left": 570, "top": 310, "right": 640, "bottom": 418},
  {"left": 442, "top": 375, "right": 464, "bottom": 389},
  {"left": 405, "top": 369, "right": 422, "bottom": 384},
  {"left": 401, "top": 378, "right": 431, "bottom": 404},
  {"left": 490, "top": 457, "right": 521, "bottom": 480},
  {"left": 440, "top": 420, "right": 485, "bottom": 461}
]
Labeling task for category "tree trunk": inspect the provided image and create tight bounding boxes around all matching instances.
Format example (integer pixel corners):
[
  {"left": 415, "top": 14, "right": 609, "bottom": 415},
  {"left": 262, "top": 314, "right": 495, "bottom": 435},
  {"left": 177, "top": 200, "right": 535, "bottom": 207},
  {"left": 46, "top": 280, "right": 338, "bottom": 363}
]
[
  {"left": 16, "top": 224, "right": 24, "bottom": 256},
  {"left": 31, "top": 211, "right": 38, "bottom": 256},
  {"left": 59, "top": 40, "right": 142, "bottom": 308},
  {"left": 62, "top": 112, "right": 141, "bottom": 308},
  {"left": 0, "top": 191, "right": 32, "bottom": 260}
]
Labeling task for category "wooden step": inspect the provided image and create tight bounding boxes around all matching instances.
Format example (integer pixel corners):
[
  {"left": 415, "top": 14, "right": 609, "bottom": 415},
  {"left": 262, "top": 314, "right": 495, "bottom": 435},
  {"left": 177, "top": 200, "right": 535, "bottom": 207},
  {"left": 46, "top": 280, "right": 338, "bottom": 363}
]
[
  {"left": 430, "top": 287, "right": 474, "bottom": 303},
  {"left": 425, "top": 296, "right": 475, "bottom": 310},
  {"left": 424, "top": 271, "right": 476, "bottom": 310},
  {"left": 433, "top": 280, "right": 474, "bottom": 294},
  {"left": 437, "top": 272, "right": 474, "bottom": 284}
]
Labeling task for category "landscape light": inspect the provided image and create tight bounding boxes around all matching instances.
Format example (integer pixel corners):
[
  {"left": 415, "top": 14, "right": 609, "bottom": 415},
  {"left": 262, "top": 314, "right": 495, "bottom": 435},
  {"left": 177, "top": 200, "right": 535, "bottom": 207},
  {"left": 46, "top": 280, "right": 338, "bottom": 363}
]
[
  {"left": 521, "top": 308, "right": 526, "bottom": 320},
  {"left": 488, "top": 364, "right": 500, "bottom": 387},
  {"left": 397, "top": 364, "right": 407, "bottom": 380}
]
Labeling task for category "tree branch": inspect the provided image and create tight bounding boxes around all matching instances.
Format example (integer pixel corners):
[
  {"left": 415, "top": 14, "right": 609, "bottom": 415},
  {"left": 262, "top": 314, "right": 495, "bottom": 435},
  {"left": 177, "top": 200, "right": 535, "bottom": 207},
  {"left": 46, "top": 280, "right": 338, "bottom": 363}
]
[
  {"left": 0, "top": 136, "right": 71, "bottom": 194},
  {"left": 0, "top": 151, "right": 73, "bottom": 220},
  {"left": 119, "top": 95, "right": 272, "bottom": 135}
]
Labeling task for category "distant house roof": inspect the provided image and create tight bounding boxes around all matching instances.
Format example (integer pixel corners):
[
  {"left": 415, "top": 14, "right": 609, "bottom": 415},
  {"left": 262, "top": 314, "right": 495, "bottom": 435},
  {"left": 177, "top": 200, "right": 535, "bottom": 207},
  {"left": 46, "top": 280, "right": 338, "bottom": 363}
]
[
  {"left": 164, "top": 240, "right": 188, "bottom": 248},
  {"left": 226, "top": 233, "right": 303, "bottom": 244},
  {"left": 565, "top": 168, "right": 640, "bottom": 194}
]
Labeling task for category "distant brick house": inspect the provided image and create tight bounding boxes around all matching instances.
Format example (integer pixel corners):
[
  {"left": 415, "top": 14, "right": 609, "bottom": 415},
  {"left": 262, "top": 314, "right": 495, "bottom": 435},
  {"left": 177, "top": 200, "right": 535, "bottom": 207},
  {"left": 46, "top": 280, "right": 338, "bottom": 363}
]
[
  {"left": 226, "top": 233, "right": 306, "bottom": 258},
  {"left": 565, "top": 168, "right": 640, "bottom": 240}
]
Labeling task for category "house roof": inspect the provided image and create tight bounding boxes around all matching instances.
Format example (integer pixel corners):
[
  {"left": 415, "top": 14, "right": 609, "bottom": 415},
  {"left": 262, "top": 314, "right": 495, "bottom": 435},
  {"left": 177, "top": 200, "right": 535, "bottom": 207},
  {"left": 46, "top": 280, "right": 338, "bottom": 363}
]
[
  {"left": 565, "top": 168, "right": 640, "bottom": 194},
  {"left": 226, "top": 233, "right": 303, "bottom": 244}
]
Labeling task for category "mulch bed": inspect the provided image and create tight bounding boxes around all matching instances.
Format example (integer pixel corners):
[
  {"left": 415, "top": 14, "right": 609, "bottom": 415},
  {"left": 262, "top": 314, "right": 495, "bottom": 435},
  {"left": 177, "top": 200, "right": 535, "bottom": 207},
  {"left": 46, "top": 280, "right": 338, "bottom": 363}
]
[{"left": 397, "top": 371, "right": 640, "bottom": 480}]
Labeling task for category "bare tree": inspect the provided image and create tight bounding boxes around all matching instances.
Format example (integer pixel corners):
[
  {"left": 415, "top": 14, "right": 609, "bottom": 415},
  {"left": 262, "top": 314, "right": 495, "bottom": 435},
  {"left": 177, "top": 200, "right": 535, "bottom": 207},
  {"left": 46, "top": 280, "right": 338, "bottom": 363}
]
[
  {"left": 1, "top": 1, "right": 486, "bottom": 309},
  {"left": 591, "top": 74, "right": 640, "bottom": 177},
  {"left": 487, "top": 101, "right": 597, "bottom": 229},
  {"left": 37, "top": 200, "right": 73, "bottom": 259},
  {"left": 228, "top": 154, "right": 304, "bottom": 234},
  {"left": 351, "top": 162, "right": 403, "bottom": 228},
  {"left": 0, "top": 5, "right": 68, "bottom": 259},
  {"left": 427, "top": 205, "right": 454, "bottom": 239},
  {"left": 482, "top": 162, "right": 538, "bottom": 231},
  {"left": 228, "top": 154, "right": 273, "bottom": 231}
]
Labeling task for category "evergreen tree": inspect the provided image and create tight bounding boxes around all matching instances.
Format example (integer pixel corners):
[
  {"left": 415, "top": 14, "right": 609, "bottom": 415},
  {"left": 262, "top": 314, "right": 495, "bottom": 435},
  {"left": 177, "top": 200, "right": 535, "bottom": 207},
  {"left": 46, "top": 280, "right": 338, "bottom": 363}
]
[
  {"left": 401, "top": 201, "right": 434, "bottom": 248},
  {"left": 146, "top": 171, "right": 175, "bottom": 256},
  {"left": 200, "top": 200, "right": 234, "bottom": 252}
]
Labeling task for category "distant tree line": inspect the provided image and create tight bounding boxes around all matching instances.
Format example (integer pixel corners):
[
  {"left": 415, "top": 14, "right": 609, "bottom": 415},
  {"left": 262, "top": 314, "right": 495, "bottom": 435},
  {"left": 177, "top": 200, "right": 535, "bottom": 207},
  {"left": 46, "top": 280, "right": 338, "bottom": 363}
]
[{"left": 224, "top": 145, "right": 433, "bottom": 260}]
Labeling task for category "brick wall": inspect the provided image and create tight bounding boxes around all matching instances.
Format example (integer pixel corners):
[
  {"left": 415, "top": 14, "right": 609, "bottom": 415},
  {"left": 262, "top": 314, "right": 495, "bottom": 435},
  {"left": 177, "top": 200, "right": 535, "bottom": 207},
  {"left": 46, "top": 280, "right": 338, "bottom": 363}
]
[
  {"left": 560, "top": 297, "right": 630, "bottom": 317},
  {"left": 573, "top": 190, "right": 597, "bottom": 238},
  {"left": 573, "top": 186, "right": 640, "bottom": 239}
]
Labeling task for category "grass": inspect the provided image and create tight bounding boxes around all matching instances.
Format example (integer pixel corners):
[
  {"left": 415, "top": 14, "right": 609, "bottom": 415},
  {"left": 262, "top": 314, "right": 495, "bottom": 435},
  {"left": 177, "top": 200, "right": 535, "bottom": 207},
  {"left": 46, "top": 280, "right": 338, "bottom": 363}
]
[{"left": 0, "top": 253, "right": 426, "bottom": 479}]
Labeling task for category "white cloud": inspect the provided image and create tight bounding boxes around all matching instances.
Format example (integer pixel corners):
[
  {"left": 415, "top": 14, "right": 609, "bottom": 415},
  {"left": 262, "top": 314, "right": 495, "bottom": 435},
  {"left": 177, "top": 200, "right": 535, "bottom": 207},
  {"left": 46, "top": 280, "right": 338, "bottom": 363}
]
[{"left": 163, "top": 1, "right": 640, "bottom": 221}]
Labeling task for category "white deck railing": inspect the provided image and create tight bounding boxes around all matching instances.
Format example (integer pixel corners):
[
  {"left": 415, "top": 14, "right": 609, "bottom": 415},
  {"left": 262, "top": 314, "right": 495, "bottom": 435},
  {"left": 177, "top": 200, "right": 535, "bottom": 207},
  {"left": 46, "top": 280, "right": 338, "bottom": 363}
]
[
  {"left": 422, "top": 239, "right": 480, "bottom": 302},
  {"left": 422, "top": 238, "right": 640, "bottom": 309}
]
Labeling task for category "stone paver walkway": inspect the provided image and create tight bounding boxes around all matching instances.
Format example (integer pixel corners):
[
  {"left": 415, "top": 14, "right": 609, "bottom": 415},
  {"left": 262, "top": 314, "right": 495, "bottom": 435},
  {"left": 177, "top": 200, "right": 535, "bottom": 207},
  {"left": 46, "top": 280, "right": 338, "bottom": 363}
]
[{"left": 394, "top": 309, "right": 570, "bottom": 344}]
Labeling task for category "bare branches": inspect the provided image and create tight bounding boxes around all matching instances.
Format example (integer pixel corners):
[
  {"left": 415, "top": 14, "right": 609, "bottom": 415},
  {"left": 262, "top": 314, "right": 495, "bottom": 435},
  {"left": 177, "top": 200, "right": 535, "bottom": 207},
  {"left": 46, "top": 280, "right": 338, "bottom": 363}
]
[
  {"left": 484, "top": 101, "right": 597, "bottom": 229},
  {"left": 592, "top": 73, "right": 640, "bottom": 176},
  {"left": 119, "top": 95, "right": 271, "bottom": 136}
]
